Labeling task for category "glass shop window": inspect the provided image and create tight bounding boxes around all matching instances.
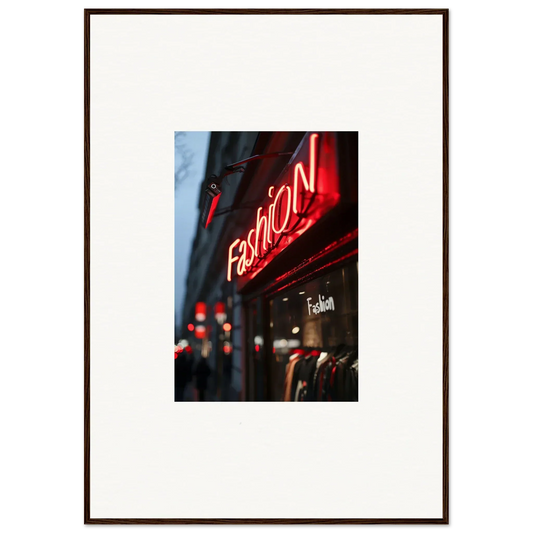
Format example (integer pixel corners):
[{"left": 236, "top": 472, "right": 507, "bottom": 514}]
[
  {"left": 269, "top": 260, "right": 358, "bottom": 402},
  {"left": 245, "top": 298, "right": 266, "bottom": 401}
]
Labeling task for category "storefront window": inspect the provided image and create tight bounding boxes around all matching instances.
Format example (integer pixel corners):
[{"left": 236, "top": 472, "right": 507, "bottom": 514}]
[{"left": 269, "top": 260, "right": 358, "bottom": 401}]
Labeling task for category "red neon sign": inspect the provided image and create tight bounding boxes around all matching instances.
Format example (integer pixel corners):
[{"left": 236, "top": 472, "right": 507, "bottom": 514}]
[{"left": 227, "top": 133, "right": 341, "bottom": 282}]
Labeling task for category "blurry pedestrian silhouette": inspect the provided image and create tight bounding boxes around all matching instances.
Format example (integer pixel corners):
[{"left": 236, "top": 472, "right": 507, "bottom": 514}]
[
  {"left": 174, "top": 346, "right": 189, "bottom": 401},
  {"left": 194, "top": 356, "right": 211, "bottom": 401}
]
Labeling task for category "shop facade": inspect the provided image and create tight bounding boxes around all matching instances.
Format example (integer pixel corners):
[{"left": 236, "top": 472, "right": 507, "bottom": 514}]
[{"left": 180, "top": 131, "right": 358, "bottom": 401}]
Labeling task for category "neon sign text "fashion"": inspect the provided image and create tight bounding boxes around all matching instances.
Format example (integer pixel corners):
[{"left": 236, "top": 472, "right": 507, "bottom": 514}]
[{"left": 227, "top": 133, "right": 319, "bottom": 282}]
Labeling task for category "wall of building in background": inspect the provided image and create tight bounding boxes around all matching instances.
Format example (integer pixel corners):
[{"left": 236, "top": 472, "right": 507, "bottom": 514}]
[{"left": 179, "top": 132, "right": 258, "bottom": 401}]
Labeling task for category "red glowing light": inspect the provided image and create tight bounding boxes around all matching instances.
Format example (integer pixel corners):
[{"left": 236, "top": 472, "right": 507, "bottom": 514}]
[
  {"left": 255, "top": 344, "right": 260, "bottom": 352},
  {"left": 270, "top": 229, "right": 357, "bottom": 295},
  {"left": 267, "top": 203, "right": 274, "bottom": 244},
  {"left": 272, "top": 184, "right": 291, "bottom": 234},
  {"left": 195, "top": 325, "right": 206, "bottom": 339},
  {"left": 226, "top": 133, "right": 343, "bottom": 283},
  {"left": 185, "top": 345, "right": 193, "bottom": 354},
  {"left": 214, "top": 302, "right": 226, "bottom": 324},
  {"left": 245, "top": 228, "right": 256, "bottom": 268},
  {"left": 255, "top": 207, "right": 268, "bottom": 256},
  {"left": 195, "top": 302, "right": 207, "bottom": 322},
  {"left": 293, "top": 133, "right": 318, "bottom": 213},
  {"left": 237, "top": 239, "right": 248, "bottom": 276},
  {"left": 227, "top": 239, "right": 240, "bottom": 282},
  {"left": 222, "top": 322, "right": 232, "bottom": 332},
  {"left": 187, "top": 323, "right": 194, "bottom": 332},
  {"left": 223, "top": 345, "right": 232, "bottom": 354}
]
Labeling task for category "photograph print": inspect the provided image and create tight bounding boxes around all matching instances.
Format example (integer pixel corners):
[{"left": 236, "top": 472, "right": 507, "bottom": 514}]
[{"left": 175, "top": 132, "right": 358, "bottom": 401}]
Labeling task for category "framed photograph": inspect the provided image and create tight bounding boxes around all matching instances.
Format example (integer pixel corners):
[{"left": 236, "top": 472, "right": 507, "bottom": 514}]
[{"left": 85, "top": 9, "right": 448, "bottom": 524}]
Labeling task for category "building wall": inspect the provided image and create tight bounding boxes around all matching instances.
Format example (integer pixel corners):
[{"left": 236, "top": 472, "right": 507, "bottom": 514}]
[{"left": 180, "top": 132, "right": 258, "bottom": 400}]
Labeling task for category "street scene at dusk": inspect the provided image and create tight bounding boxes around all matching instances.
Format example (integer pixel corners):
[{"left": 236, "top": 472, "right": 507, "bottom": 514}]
[{"left": 175, "top": 132, "right": 358, "bottom": 401}]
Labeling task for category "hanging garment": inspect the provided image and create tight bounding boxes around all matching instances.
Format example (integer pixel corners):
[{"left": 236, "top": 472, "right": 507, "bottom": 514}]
[
  {"left": 292, "top": 353, "right": 319, "bottom": 401},
  {"left": 302, "top": 351, "right": 322, "bottom": 401},
  {"left": 282, "top": 353, "right": 303, "bottom": 401},
  {"left": 321, "top": 358, "right": 335, "bottom": 401},
  {"left": 280, "top": 345, "right": 358, "bottom": 401},
  {"left": 330, "top": 348, "right": 358, "bottom": 401},
  {"left": 312, "top": 350, "right": 335, "bottom": 400},
  {"left": 290, "top": 357, "right": 304, "bottom": 401},
  {"left": 347, "top": 359, "right": 359, "bottom": 401}
]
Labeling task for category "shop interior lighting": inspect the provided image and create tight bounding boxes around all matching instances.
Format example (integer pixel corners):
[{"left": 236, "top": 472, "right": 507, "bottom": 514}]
[
  {"left": 273, "top": 339, "right": 301, "bottom": 349},
  {"left": 200, "top": 150, "right": 294, "bottom": 229}
]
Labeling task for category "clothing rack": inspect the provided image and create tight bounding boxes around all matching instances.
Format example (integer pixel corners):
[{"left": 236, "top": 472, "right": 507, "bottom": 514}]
[{"left": 282, "top": 343, "right": 358, "bottom": 402}]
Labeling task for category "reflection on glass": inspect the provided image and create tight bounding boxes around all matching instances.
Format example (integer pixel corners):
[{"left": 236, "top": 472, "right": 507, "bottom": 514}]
[
  {"left": 245, "top": 299, "right": 266, "bottom": 401},
  {"left": 269, "top": 261, "right": 358, "bottom": 401}
]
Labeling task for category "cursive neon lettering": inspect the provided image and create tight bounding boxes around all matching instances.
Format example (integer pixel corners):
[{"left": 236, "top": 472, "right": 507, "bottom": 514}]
[
  {"left": 272, "top": 184, "right": 291, "bottom": 234},
  {"left": 293, "top": 132, "right": 318, "bottom": 214},
  {"left": 255, "top": 207, "right": 269, "bottom": 257},
  {"left": 246, "top": 228, "right": 256, "bottom": 267},
  {"left": 237, "top": 240, "right": 248, "bottom": 275},
  {"left": 267, "top": 203, "right": 274, "bottom": 244},
  {"left": 227, "top": 239, "right": 240, "bottom": 281},
  {"left": 227, "top": 134, "right": 320, "bottom": 281}
]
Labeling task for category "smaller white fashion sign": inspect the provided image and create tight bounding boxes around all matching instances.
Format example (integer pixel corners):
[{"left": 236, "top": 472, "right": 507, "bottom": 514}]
[{"left": 306, "top": 295, "right": 336, "bottom": 315}]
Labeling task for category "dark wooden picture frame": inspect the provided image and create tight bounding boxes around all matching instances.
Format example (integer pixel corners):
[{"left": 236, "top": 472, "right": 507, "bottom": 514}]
[{"left": 85, "top": 8, "right": 449, "bottom": 524}]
